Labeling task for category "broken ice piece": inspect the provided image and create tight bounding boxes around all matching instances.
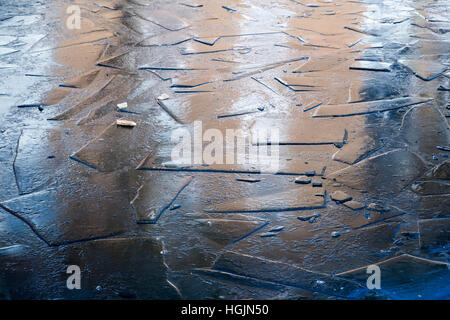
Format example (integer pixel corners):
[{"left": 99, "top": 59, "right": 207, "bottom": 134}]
[
  {"left": 222, "top": 5, "right": 237, "bottom": 13},
  {"left": 297, "top": 213, "right": 321, "bottom": 222},
  {"left": 117, "top": 102, "right": 128, "bottom": 110},
  {"left": 308, "top": 216, "right": 319, "bottom": 223},
  {"left": 180, "top": 3, "right": 203, "bottom": 8},
  {"left": 350, "top": 61, "right": 392, "bottom": 72},
  {"left": 344, "top": 26, "right": 378, "bottom": 37},
  {"left": 367, "top": 203, "right": 388, "bottom": 212},
  {"left": 330, "top": 191, "right": 352, "bottom": 203},
  {"left": 295, "top": 176, "right": 312, "bottom": 184},
  {"left": 17, "top": 103, "right": 45, "bottom": 110},
  {"left": 399, "top": 59, "right": 448, "bottom": 81},
  {"left": 331, "top": 231, "right": 341, "bottom": 238},
  {"left": 236, "top": 178, "right": 261, "bottom": 183},
  {"left": 116, "top": 119, "right": 136, "bottom": 127},
  {"left": 157, "top": 93, "right": 170, "bottom": 101},
  {"left": 436, "top": 146, "right": 450, "bottom": 152},
  {"left": 343, "top": 200, "right": 365, "bottom": 211},
  {"left": 268, "top": 226, "right": 285, "bottom": 233},
  {"left": 260, "top": 232, "right": 277, "bottom": 238}
]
